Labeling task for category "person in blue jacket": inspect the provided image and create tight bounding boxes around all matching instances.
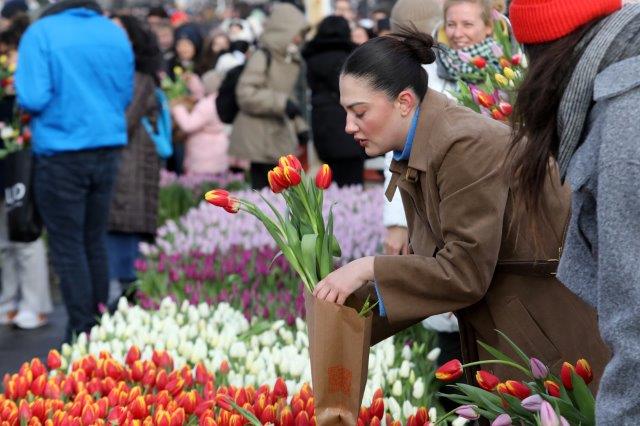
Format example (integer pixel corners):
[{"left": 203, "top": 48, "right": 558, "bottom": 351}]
[{"left": 15, "top": 0, "right": 134, "bottom": 341}]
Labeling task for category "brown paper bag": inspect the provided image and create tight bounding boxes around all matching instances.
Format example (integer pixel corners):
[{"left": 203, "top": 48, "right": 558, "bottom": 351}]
[{"left": 304, "top": 290, "right": 373, "bottom": 426}]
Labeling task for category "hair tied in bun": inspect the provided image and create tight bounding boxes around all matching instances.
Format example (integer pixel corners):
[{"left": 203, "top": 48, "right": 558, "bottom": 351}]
[{"left": 392, "top": 24, "right": 438, "bottom": 65}]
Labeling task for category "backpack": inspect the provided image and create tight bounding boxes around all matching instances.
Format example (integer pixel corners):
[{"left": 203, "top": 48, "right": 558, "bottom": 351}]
[
  {"left": 142, "top": 88, "right": 173, "bottom": 159},
  {"left": 216, "top": 48, "right": 271, "bottom": 124}
]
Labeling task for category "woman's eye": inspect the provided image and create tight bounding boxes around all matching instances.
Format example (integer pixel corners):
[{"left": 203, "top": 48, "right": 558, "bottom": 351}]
[{"left": 355, "top": 111, "right": 365, "bottom": 119}]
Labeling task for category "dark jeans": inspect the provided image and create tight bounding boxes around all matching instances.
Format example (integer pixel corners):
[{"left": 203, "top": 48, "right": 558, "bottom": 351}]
[
  {"left": 250, "top": 162, "right": 277, "bottom": 190},
  {"left": 107, "top": 232, "right": 141, "bottom": 282},
  {"left": 34, "top": 148, "right": 121, "bottom": 341}
]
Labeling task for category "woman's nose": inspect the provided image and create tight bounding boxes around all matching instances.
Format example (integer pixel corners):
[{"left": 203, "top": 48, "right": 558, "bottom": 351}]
[{"left": 345, "top": 116, "right": 358, "bottom": 135}]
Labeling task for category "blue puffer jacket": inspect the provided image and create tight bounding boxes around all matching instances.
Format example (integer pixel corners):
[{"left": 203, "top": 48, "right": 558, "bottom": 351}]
[{"left": 15, "top": 8, "right": 134, "bottom": 156}]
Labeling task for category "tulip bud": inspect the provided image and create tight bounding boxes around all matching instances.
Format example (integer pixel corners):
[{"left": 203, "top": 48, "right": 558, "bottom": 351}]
[
  {"left": 372, "top": 388, "right": 384, "bottom": 400},
  {"left": 540, "top": 401, "right": 560, "bottom": 426},
  {"left": 370, "top": 417, "right": 381, "bottom": 426},
  {"left": 47, "top": 350, "right": 62, "bottom": 370},
  {"left": 455, "top": 405, "right": 479, "bottom": 420},
  {"left": 530, "top": 358, "right": 549, "bottom": 380},
  {"left": 435, "top": 359, "right": 463, "bottom": 382},
  {"left": 492, "top": 414, "right": 512, "bottom": 426},
  {"left": 495, "top": 74, "right": 509, "bottom": 87},
  {"left": 315, "top": 164, "right": 332, "bottom": 190},
  {"left": 472, "top": 56, "right": 487, "bottom": 69},
  {"left": 296, "top": 410, "right": 311, "bottom": 426},
  {"left": 369, "top": 398, "right": 384, "bottom": 420},
  {"left": 491, "top": 108, "right": 506, "bottom": 121},
  {"left": 282, "top": 166, "right": 302, "bottom": 186},
  {"left": 503, "top": 67, "right": 516, "bottom": 81},
  {"left": 544, "top": 380, "right": 561, "bottom": 398},
  {"left": 504, "top": 380, "right": 531, "bottom": 400},
  {"left": 475, "top": 370, "right": 500, "bottom": 391},
  {"left": 521, "top": 394, "right": 543, "bottom": 412},
  {"left": 414, "top": 407, "right": 429, "bottom": 424},
  {"left": 477, "top": 91, "right": 495, "bottom": 108},
  {"left": 511, "top": 54, "right": 522, "bottom": 66},
  {"left": 125, "top": 346, "right": 141, "bottom": 366},
  {"left": 219, "top": 360, "right": 230, "bottom": 375},
  {"left": 268, "top": 169, "right": 287, "bottom": 193},
  {"left": 273, "top": 377, "right": 288, "bottom": 399},
  {"left": 575, "top": 359, "right": 593, "bottom": 385},
  {"left": 280, "top": 407, "right": 294, "bottom": 426},
  {"left": 261, "top": 405, "right": 277, "bottom": 424},
  {"left": 204, "top": 189, "right": 230, "bottom": 208},
  {"left": 499, "top": 58, "right": 511, "bottom": 69},
  {"left": 223, "top": 197, "right": 240, "bottom": 214},
  {"left": 498, "top": 101, "right": 513, "bottom": 117},
  {"left": 278, "top": 154, "right": 303, "bottom": 171},
  {"left": 560, "top": 362, "right": 575, "bottom": 390}
]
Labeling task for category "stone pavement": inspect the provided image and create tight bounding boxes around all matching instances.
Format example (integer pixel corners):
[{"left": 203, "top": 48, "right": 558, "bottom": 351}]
[{"left": 0, "top": 304, "right": 66, "bottom": 375}]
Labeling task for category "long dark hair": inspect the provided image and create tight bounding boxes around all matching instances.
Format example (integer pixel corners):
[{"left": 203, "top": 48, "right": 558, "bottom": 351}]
[
  {"left": 507, "top": 22, "right": 596, "bottom": 215},
  {"left": 341, "top": 27, "right": 437, "bottom": 102},
  {"left": 114, "top": 14, "right": 163, "bottom": 83}
]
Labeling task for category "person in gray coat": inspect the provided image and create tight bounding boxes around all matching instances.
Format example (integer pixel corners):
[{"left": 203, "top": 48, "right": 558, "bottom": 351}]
[{"left": 507, "top": 0, "right": 640, "bottom": 424}]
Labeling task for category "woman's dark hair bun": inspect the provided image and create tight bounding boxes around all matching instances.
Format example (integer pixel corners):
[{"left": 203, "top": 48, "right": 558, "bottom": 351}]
[{"left": 391, "top": 25, "right": 437, "bottom": 65}]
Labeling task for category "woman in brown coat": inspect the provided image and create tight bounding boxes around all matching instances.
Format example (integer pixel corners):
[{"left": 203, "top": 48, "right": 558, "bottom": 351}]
[{"left": 312, "top": 30, "right": 610, "bottom": 387}]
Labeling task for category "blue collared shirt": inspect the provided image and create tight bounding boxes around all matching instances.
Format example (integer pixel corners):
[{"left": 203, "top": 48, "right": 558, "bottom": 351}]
[{"left": 376, "top": 106, "right": 421, "bottom": 317}]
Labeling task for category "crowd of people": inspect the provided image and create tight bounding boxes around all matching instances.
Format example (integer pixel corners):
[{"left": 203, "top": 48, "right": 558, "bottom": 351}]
[{"left": 0, "top": 0, "right": 639, "bottom": 423}]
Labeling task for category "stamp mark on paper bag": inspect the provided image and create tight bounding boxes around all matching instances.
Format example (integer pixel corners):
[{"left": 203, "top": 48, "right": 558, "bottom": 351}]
[{"left": 327, "top": 365, "right": 352, "bottom": 395}]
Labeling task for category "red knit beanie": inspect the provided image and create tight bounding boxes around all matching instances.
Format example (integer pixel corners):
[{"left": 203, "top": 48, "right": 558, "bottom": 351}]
[{"left": 509, "top": 0, "right": 622, "bottom": 44}]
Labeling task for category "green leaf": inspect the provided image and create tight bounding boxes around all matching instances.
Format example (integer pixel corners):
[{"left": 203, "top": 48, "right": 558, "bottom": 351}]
[
  {"left": 455, "top": 383, "right": 504, "bottom": 412},
  {"left": 495, "top": 330, "right": 532, "bottom": 366},
  {"left": 301, "top": 234, "right": 319, "bottom": 285},
  {"left": 570, "top": 371, "right": 595, "bottom": 425},
  {"left": 477, "top": 340, "right": 521, "bottom": 368}
]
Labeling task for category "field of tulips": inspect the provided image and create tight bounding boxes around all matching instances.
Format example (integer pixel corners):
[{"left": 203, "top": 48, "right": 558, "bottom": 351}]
[{"left": 2, "top": 347, "right": 436, "bottom": 425}]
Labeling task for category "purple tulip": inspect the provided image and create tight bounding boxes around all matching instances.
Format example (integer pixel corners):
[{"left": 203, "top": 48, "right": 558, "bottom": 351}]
[
  {"left": 521, "top": 394, "right": 543, "bottom": 412},
  {"left": 530, "top": 357, "right": 549, "bottom": 379},
  {"left": 455, "top": 405, "right": 480, "bottom": 420},
  {"left": 490, "top": 42, "right": 504, "bottom": 59},
  {"left": 491, "top": 414, "right": 512, "bottom": 426},
  {"left": 458, "top": 51, "right": 472, "bottom": 63},
  {"left": 540, "top": 401, "right": 560, "bottom": 426},
  {"left": 560, "top": 416, "right": 570, "bottom": 426}
]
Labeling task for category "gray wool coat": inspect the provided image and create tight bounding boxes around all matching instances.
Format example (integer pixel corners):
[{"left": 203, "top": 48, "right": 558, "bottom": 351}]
[
  {"left": 558, "top": 54, "right": 640, "bottom": 425},
  {"left": 108, "top": 73, "right": 161, "bottom": 238}
]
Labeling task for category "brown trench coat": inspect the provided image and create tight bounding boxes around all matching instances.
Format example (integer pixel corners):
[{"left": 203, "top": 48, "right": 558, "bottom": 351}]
[{"left": 370, "top": 89, "right": 610, "bottom": 389}]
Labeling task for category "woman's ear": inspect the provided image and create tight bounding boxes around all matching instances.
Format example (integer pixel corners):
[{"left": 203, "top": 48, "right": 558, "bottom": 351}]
[{"left": 396, "top": 90, "right": 418, "bottom": 117}]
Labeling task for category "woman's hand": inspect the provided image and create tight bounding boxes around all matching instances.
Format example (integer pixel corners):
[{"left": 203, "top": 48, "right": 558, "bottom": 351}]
[
  {"left": 383, "top": 226, "right": 409, "bottom": 255},
  {"left": 312, "top": 256, "right": 375, "bottom": 305}
]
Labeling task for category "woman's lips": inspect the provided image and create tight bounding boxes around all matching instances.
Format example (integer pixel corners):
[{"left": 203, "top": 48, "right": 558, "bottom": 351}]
[{"left": 356, "top": 138, "right": 368, "bottom": 147}]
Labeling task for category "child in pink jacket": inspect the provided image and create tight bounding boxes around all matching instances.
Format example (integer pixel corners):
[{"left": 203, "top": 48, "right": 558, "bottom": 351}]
[{"left": 171, "top": 71, "right": 229, "bottom": 174}]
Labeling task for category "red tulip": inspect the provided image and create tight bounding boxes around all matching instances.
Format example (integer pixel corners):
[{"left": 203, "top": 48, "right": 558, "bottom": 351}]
[
  {"left": 504, "top": 380, "right": 531, "bottom": 400},
  {"left": 491, "top": 108, "right": 506, "bottom": 121},
  {"left": 219, "top": 360, "right": 230, "bottom": 375},
  {"left": 278, "top": 154, "right": 303, "bottom": 171},
  {"left": 358, "top": 406, "right": 370, "bottom": 424},
  {"left": 129, "top": 396, "right": 147, "bottom": 419},
  {"left": 125, "top": 346, "right": 141, "bottom": 366},
  {"left": 283, "top": 166, "right": 302, "bottom": 186},
  {"left": 170, "top": 408, "right": 185, "bottom": 426},
  {"left": 498, "top": 101, "right": 513, "bottom": 117},
  {"left": 195, "top": 363, "right": 210, "bottom": 385},
  {"left": 154, "top": 410, "right": 171, "bottom": 426},
  {"left": 475, "top": 370, "right": 500, "bottom": 391},
  {"left": 575, "top": 359, "right": 593, "bottom": 385},
  {"left": 415, "top": 407, "right": 429, "bottom": 424},
  {"left": 280, "top": 407, "right": 294, "bottom": 426},
  {"left": 511, "top": 53, "right": 522, "bottom": 66},
  {"left": 261, "top": 405, "right": 277, "bottom": 424},
  {"left": 369, "top": 398, "right": 384, "bottom": 420},
  {"left": 499, "top": 57, "right": 511, "bottom": 69},
  {"left": 30, "top": 358, "right": 46, "bottom": 378},
  {"left": 229, "top": 414, "right": 244, "bottom": 426},
  {"left": 372, "top": 388, "right": 384, "bottom": 400},
  {"left": 435, "top": 359, "right": 463, "bottom": 382},
  {"left": 560, "top": 362, "right": 575, "bottom": 390},
  {"left": 18, "top": 400, "right": 31, "bottom": 421},
  {"left": 472, "top": 56, "right": 487, "bottom": 69},
  {"left": 295, "top": 411, "right": 311, "bottom": 426},
  {"left": 370, "top": 416, "right": 381, "bottom": 426},
  {"left": 268, "top": 167, "right": 290, "bottom": 193},
  {"left": 81, "top": 404, "right": 96, "bottom": 425},
  {"left": 273, "top": 377, "right": 288, "bottom": 399},
  {"left": 305, "top": 397, "right": 314, "bottom": 418},
  {"left": 30, "top": 374, "right": 47, "bottom": 396},
  {"left": 299, "top": 383, "right": 312, "bottom": 402},
  {"left": 477, "top": 91, "right": 495, "bottom": 108},
  {"left": 315, "top": 164, "right": 332, "bottom": 190},
  {"left": 200, "top": 416, "right": 216, "bottom": 426},
  {"left": 544, "top": 380, "right": 561, "bottom": 397},
  {"left": 223, "top": 197, "right": 240, "bottom": 214},
  {"left": 204, "top": 189, "right": 230, "bottom": 207},
  {"left": 292, "top": 397, "right": 305, "bottom": 417},
  {"left": 47, "top": 350, "right": 62, "bottom": 370}
]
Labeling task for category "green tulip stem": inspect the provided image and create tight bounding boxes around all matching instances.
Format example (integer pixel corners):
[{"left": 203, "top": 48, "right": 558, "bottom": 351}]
[{"left": 461, "top": 360, "right": 532, "bottom": 377}]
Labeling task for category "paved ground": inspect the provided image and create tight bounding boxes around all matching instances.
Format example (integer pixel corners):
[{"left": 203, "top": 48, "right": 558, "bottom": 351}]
[{"left": 0, "top": 304, "right": 66, "bottom": 376}]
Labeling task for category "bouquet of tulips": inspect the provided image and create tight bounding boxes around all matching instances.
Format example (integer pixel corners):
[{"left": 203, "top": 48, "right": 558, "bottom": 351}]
[
  {"left": 160, "top": 66, "right": 190, "bottom": 101},
  {"left": 205, "top": 156, "right": 376, "bottom": 425},
  {"left": 0, "top": 112, "right": 31, "bottom": 159},
  {"left": 433, "top": 331, "right": 596, "bottom": 426},
  {"left": 450, "top": 13, "right": 526, "bottom": 122},
  {"left": 0, "top": 54, "right": 15, "bottom": 99}
]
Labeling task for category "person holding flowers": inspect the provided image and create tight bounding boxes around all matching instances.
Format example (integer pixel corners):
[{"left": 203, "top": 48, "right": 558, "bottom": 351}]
[
  {"left": 312, "top": 28, "right": 610, "bottom": 388},
  {"left": 507, "top": 0, "right": 640, "bottom": 423}
]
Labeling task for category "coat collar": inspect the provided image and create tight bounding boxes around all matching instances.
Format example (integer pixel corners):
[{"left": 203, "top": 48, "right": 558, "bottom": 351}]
[{"left": 386, "top": 89, "right": 450, "bottom": 201}]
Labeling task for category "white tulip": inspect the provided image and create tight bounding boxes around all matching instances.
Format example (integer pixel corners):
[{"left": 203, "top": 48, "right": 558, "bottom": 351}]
[
  {"left": 402, "top": 401, "right": 415, "bottom": 419},
  {"left": 391, "top": 380, "right": 402, "bottom": 397},
  {"left": 429, "top": 408, "right": 437, "bottom": 423},
  {"left": 399, "top": 360, "right": 411, "bottom": 378},
  {"left": 61, "top": 343, "right": 72, "bottom": 357},
  {"left": 452, "top": 417, "right": 469, "bottom": 426},
  {"left": 427, "top": 347, "right": 441, "bottom": 362},
  {"left": 229, "top": 342, "right": 247, "bottom": 358},
  {"left": 387, "top": 397, "right": 401, "bottom": 421},
  {"left": 412, "top": 378, "right": 425, "bottom": 400},
  {"left": 401, "top": 345, "right": 412, "bottom": 360}
]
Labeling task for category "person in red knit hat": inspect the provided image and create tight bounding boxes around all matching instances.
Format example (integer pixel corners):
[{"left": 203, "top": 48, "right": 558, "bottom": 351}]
[{"left": 507, "top": 0, "right": 640, "bottom": 424}]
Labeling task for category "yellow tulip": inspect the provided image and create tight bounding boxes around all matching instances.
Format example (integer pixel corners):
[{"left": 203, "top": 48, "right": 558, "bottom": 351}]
[
  {"left": 0, "top": 55, "right": 7, "bottom": 65},
  {"left": 495, "top": 74, "right": 509, "bottom": 87},
  {"left": 173, "top": 66, "right": 183, "bottom": 77},
  {"left": 503, "top": 67, "right": 516, "bottom": 81}
]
